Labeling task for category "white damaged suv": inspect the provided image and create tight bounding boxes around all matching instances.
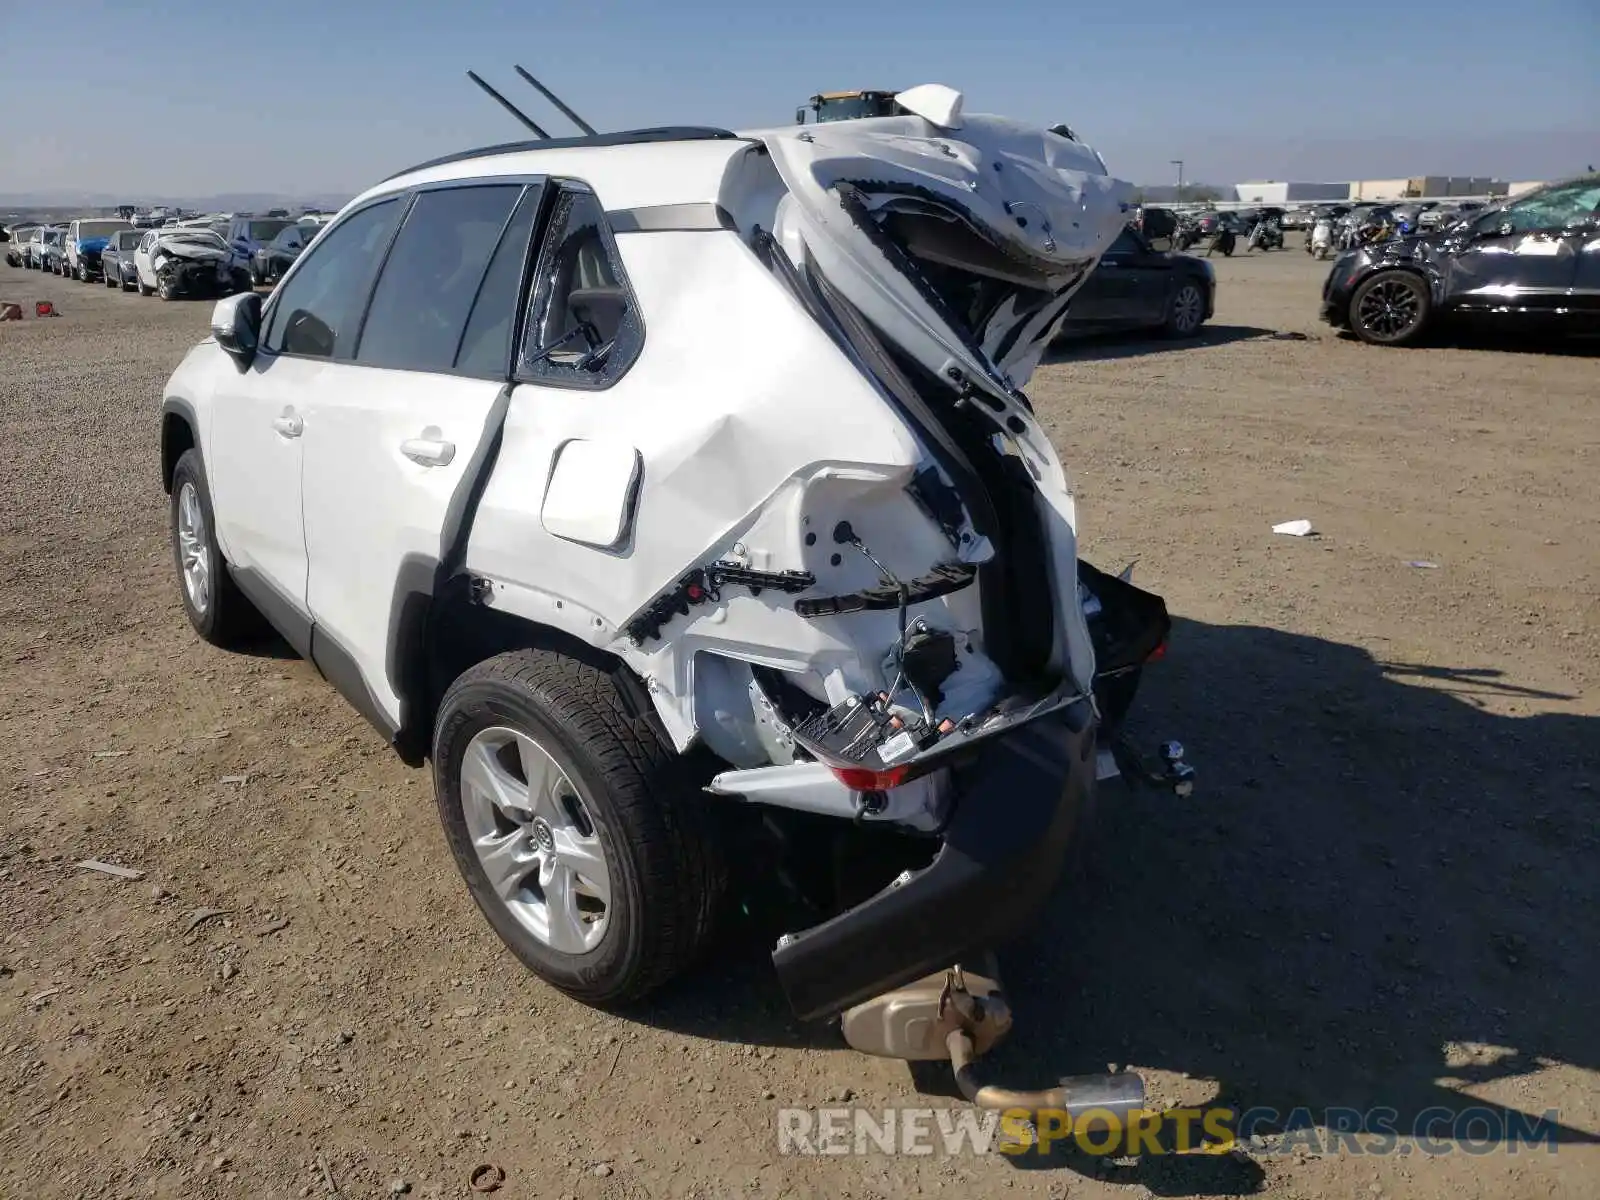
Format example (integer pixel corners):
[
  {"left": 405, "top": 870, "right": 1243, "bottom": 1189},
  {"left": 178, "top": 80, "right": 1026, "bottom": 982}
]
[{"left": 159, "top": 86, "right": 1181, "bottom": 1020}]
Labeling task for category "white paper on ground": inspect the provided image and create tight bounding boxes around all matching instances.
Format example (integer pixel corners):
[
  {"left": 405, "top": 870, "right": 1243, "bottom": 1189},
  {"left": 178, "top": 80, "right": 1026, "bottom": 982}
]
[{"left": 1272, "top": 519, "right": 1314, "bottom": 537}]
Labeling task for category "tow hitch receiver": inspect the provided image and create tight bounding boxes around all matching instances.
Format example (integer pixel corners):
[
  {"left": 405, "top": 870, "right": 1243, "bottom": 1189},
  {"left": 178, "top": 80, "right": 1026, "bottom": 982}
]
[{"left": 843, "top": 959, "right": 1147, "bottom": 1120}]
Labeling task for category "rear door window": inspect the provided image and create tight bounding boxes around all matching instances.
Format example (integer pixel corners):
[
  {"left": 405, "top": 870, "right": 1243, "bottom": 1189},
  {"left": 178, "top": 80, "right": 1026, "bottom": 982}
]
[
  {"left": 454, "top": 184, "right": 544, "bottom": 377},
  {"left": 354, "top": 184, "right": 523, "bottom": 374},
  {"left": 264, "top": 198, "right": 402, "bottom": 360}
]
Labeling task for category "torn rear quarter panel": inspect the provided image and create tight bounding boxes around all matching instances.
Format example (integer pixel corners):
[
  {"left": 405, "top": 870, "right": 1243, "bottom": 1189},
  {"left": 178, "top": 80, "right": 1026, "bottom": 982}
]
[{"left": 467, "top": 111, "right": 1130, "bottom": 765}]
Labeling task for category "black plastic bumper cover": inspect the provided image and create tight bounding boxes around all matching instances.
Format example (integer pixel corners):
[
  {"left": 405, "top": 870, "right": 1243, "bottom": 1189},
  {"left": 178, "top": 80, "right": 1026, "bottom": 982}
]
[{"left": 772, "top": 696, "right": 1096, "bottom": 1020}]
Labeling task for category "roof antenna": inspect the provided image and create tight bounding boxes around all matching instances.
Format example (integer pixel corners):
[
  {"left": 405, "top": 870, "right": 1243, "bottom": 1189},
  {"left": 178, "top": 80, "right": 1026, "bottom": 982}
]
[
  {"left": 512, "top": 65, "right": 599, "bottom": 135},
  {"left": 466, "top": 70, "right": 549, "bottom": 138}
]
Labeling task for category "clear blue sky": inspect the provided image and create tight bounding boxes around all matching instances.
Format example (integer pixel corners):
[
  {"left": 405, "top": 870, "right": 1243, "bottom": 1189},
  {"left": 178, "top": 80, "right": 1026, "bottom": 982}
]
[{"left": 1, "top": 0, "right": 1595, "bottom": 200}]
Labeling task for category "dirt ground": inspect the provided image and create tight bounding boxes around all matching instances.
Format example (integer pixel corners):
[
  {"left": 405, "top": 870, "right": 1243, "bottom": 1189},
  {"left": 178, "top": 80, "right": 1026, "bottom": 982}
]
[{"left": 2, "top": 249, "right": 1596, "bottom": 1200}]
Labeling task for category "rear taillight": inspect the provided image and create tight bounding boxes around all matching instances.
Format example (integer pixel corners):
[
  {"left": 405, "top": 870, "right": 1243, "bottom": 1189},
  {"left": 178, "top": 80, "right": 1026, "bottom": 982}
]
[{"left": 828, "top": 763, "right": 912, "bottom": 791}]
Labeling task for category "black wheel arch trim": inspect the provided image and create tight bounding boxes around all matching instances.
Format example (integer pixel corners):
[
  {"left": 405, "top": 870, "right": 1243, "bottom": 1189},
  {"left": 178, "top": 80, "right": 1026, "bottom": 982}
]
[
  {"left": 160, "top": 395, "right": 201, "bottom": 494},
  {"left": 389, "top": 382, "right": 514, "bottom": 751}
]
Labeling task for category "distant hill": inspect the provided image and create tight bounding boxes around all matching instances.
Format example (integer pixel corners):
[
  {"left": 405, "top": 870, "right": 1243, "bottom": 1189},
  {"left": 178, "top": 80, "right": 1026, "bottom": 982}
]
[{"left": 0, "top": 190, "right": 350, "bottom": 213}]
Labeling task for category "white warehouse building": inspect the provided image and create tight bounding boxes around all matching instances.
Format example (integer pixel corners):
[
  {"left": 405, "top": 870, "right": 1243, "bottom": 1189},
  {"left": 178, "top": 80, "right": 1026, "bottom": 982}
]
[{"left": 1233, "top": 181, "right": 1350, "bottom": 204}]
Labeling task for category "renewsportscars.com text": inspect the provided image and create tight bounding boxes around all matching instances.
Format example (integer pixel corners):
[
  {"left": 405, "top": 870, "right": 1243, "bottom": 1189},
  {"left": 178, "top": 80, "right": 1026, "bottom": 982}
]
[{"left": 777, "top": 1105, "right": 1562, "bottom": 1157}]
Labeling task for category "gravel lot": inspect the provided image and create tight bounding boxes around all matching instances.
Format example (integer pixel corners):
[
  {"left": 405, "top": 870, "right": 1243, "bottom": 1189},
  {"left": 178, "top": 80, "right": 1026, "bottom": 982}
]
[{"left": 2, "top": 251, "right": 1597, "bottom": 1200}]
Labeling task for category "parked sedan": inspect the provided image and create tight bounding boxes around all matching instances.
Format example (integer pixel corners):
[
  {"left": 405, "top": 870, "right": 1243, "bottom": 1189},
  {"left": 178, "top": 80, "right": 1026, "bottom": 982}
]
[
  {"left": 251, "top": 222, "right": 315, "bottom": 285},
  {"left": 1058, "top": 226, "right": 1215, "bottom": 338},
  {"left": 101, "top": 229, "right": 145, "bottom": 290},
  {"left": 1321, "top": 174, "right": 1600, "bottom": 345}
]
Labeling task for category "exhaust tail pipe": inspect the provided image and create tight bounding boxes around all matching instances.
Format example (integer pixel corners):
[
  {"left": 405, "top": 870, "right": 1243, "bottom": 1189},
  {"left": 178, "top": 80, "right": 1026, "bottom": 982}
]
[{"left": 947, "top": 1028, "right": 1146, "bottom": 1120}]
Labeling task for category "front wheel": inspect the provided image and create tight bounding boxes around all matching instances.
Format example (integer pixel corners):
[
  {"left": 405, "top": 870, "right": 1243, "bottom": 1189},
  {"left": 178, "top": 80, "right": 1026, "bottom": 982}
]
[
  {"left": 168, "top": 449, "right": 264, "bottom": 646},
  {"left": 433, "top": 651, "right": 726, "bottom": 1007},
  {"left": 1164, "top": 281, "right": 1207, "bottom": 338},
  {"left": 1349, "top": 270, "right": 1430, "bottom": 346},
  {"left": 157, "top": 273, "right": 177, "bottom": 301}
]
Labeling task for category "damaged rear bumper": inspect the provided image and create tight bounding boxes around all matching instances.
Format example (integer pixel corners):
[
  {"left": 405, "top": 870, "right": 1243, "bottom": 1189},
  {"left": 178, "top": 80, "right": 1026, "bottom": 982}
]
[{"left": 772, "top": 695, "right": 1095, "bottom": 1019}]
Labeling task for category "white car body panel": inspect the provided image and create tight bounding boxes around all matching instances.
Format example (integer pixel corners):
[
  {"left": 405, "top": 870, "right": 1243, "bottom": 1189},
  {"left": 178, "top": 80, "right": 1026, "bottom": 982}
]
[
  {"left": 204, "top": 352, "right": 313, "bottom": 605},
  {"left": 300, "top": 366, "right": 504, "bottom": 724},
  {"left": 466, "top": 228, "right": 955, "bottom": 751}
]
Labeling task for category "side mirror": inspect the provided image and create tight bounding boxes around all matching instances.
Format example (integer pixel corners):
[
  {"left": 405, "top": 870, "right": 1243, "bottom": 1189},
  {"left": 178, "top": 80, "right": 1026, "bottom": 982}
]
[{"left": 211, "top": 291, "right": 262, "bottom": 369}]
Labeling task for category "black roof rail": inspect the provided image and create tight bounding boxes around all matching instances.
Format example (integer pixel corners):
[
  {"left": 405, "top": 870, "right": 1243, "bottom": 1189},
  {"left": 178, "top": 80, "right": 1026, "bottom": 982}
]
[{"left": 382, "top": 127, "right": 743, "bottom": 183}]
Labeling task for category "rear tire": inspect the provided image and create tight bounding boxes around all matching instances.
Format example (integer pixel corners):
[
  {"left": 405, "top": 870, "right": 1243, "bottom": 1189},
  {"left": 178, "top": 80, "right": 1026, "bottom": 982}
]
[
  {"left": 433, "top": 650, "right": 726, "bottom": 1007},
  {"left": 168, "top": 449, "right": 264, "bottom": 647}
]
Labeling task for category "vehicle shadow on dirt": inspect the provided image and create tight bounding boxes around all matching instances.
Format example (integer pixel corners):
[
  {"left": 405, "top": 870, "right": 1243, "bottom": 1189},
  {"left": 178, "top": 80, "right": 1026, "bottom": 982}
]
[
  {"left": 1331, "top": 328, "right": 1600, "bottom": 357},
  {"left": 643, "top": 615, "right": 1599, "bottom": 1193},
  {"left": 992, "top": 614, "right": 1600, "bottom": 1191},
  {"left": 1046, "top": 325, "right": 1278, "bottom": 364}
]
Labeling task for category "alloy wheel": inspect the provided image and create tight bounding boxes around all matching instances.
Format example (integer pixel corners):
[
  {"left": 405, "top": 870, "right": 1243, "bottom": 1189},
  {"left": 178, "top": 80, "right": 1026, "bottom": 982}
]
[
  {"left": 1171, "top": 285, "right": 1203, "bottom": 334},
  {"left": 175, "top": 482, "right": 211, "bottom": 614},
  {"left": 459, "top": 726, "right": 611, "bottom": 954},
  {"left": 1357, "top": 277, "right": 1422, "bottom": 339}
]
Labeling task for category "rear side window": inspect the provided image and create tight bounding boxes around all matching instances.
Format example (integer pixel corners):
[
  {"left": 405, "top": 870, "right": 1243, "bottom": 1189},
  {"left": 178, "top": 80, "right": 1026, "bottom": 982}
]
[
  {"left": 519, "top": 188, "right": 642, "bottom": 387},
  {"left": 355, "top": 185, "right": 522, "bottom": 373},
  {"left": 265, "top": 198, "right": 401, "bottom": 359}
]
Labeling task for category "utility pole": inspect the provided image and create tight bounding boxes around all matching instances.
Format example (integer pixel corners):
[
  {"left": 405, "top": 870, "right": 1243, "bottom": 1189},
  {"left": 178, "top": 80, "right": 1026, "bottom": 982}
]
[{"left": 1170, "top": 159, "right": 1184, "bottom": 203}]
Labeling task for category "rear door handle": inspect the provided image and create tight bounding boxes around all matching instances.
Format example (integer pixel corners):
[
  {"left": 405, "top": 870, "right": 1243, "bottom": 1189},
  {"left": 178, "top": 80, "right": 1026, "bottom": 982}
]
[
  {"left": 401, "top": 436, "right": 456, "bottom": 467},
  {"left": 271, "top": 412, "right": 303, "bottom": 438}
]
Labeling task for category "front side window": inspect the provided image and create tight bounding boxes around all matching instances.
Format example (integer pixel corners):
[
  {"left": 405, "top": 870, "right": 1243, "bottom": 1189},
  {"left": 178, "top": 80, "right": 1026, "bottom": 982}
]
[
  {"left": 355, "top": 184, "right": 523, "bottom": 374},
  {"left": 264, "top": 197, "right": 401, "bottom": 359},
  {"left": 519, "top": 188, "right": 642, "bottom": 387},
  {"left": 1108, "top": 229, "right": 1141, "bottom": 255}
]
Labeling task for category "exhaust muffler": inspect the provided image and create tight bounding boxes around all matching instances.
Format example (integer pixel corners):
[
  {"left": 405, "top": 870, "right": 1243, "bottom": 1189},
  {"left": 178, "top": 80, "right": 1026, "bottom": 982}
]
[{"left": 841, "top": 959, "right": 1145, "bottom": 1121}]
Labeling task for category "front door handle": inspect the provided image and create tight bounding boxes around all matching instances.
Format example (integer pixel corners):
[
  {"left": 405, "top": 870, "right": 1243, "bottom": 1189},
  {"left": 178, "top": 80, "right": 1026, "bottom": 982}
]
[
  {"left": 400, "top": 436, "right": 456, "bottom": 467},
  {"left": 271, "top": 412, "right": 303, "bottom": 438}
]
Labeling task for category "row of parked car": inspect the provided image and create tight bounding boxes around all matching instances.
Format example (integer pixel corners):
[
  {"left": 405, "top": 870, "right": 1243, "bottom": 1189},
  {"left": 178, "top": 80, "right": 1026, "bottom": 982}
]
[{"left": 2, "top": 213, "right": 325, "bottom": 298}]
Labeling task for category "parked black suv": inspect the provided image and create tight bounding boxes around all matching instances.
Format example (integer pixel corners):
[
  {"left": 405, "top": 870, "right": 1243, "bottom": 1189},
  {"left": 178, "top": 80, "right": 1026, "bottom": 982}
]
[{"left": 1321, "top": 175, "right": 1600, "bottom": 345}]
